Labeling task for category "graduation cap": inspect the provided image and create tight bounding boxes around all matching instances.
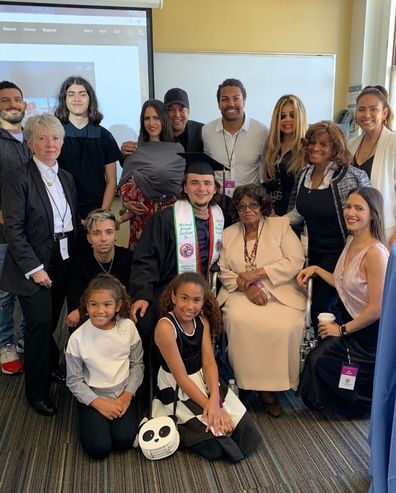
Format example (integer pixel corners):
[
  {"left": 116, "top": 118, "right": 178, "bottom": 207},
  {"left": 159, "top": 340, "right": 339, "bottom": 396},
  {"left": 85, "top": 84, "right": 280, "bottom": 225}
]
[{"left": 178, "top": 152, "right": 230, "bottom": 176}]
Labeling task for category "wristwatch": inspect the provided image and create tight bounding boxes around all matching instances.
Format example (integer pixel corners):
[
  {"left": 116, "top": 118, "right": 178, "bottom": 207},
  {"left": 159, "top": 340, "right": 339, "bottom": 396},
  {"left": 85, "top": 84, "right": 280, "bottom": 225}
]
[{"left": 339, "top": 324, "right": 348, "bottom": 336}]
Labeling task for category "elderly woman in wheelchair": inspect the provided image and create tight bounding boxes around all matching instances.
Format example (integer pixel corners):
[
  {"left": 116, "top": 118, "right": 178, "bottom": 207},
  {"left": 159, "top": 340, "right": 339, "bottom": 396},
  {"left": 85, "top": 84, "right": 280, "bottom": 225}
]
[{"left": 217, "top": 184, "right": 306, "bottom": 417}]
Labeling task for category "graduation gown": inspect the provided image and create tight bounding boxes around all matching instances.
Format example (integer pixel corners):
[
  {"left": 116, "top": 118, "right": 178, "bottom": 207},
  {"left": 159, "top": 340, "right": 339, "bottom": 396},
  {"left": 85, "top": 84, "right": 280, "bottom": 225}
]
[
  {"left": 130, "top": 201, "right": 224, "bottom": 364},
  {"left": 130, "top": 206, "right": 178, "bottom": 305}
]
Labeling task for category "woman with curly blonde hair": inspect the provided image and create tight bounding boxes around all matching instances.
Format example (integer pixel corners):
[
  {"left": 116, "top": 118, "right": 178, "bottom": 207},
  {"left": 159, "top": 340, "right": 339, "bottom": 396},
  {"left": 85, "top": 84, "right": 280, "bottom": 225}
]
[{"left": 262, "top": 95, "right": 308, "bottom": 215}]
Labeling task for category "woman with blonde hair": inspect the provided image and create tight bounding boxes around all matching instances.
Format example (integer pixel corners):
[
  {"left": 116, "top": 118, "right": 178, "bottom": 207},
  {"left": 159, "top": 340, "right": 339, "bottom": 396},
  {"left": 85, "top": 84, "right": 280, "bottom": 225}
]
[{"left": 262, "top": 95, "right": 308, "bottom": 215}]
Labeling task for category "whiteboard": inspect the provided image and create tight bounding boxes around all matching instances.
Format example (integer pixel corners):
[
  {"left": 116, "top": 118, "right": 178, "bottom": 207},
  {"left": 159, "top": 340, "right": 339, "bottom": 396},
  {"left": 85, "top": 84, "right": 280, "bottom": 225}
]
[{"left": 154, "top": 51, "right": 336, "bottom": 127}]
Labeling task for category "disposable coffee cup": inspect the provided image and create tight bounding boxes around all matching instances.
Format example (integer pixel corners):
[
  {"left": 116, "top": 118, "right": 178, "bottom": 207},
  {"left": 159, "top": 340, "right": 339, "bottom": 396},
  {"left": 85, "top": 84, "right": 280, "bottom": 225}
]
[{"left": 317, "top": 312, "right": 336, "bottom": 324}]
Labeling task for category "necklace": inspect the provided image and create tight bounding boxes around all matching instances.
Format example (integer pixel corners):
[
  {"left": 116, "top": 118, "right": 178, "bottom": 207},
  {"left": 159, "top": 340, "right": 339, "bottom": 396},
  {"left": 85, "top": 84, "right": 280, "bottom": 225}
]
[
  {"left": 94, "top": 254, "right": 114, "bottom": 275},
  {"left": 244, "top": 220, "right": 265, "bottom": 270},
  {"left": 354, "top": 129, "right": 382, "bottom": 165},
  {"left": 40, "top": 168, "right": 57, "bottom": 187}
]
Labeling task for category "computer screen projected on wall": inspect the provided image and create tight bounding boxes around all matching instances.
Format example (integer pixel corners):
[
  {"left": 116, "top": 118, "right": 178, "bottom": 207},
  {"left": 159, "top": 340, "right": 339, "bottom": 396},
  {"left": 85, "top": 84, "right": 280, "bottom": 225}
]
[{"left": 0, "top": 3, "right": 153, "bottom": 148}]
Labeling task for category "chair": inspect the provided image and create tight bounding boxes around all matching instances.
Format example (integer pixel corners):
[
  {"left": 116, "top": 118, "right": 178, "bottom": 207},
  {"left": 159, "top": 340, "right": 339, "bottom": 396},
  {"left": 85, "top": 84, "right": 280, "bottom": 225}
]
[{"left": 299, "top": 278, "right": 317, "bottom": 372}]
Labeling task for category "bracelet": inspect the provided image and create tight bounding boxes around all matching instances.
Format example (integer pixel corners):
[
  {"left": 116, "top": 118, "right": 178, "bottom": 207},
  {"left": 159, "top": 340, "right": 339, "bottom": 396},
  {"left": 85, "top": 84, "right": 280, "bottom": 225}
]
[{"left": 339, "top": 324, "right": 348, "bottom": 336}]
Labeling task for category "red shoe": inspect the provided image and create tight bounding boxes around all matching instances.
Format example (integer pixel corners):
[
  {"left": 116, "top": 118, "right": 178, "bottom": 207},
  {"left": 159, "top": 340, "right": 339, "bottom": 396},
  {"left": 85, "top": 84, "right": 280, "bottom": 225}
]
[{"left": 0, "top": 344, "right": 23, "bottom": 374}]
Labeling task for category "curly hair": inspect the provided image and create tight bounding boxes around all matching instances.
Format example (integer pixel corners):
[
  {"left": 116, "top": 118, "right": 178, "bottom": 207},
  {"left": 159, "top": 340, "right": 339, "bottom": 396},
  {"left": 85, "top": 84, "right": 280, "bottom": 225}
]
[
  {"left": 262, "top": 94, "right": 308, "bottom": 181},
  {"left": 79, "top": 274, "right": 131, "bottom": 323},
  {"left": 139, "top": 99, "right": 175, "bottom": 142},
  {"left": 54, "top": 76, "right": 103, "bottom": 125},
  {"left": 159, "top": 272, "right": 223, "bottom": 337},
  {"left": 230, "top": 184, "right": 272, "bottom": 223},
  {"left": 356, "top": 85, "right": 394, "bottom": 130},
  {"left": 216, "top": 78, "right": 246, "bottom": 102},
  {"left": 303, "top": 121, "right": 352, "bottom": 168}
]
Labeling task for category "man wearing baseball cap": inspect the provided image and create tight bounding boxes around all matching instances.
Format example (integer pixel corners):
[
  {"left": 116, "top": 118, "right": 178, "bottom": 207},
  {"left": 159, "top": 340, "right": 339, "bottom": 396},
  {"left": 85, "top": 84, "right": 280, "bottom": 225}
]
[
  {"left": 163, "top": 88, "right": 203, "bottom": 152},
  {"left": 120, "top": 88, "right": 203, "bottom": 156}
]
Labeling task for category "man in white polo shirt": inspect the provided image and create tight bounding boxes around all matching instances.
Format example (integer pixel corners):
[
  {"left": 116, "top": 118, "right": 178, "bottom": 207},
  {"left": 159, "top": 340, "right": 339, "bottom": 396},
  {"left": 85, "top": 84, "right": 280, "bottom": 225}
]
[{"left": 202, "top": 78, "right": 268, "bottom": 197}]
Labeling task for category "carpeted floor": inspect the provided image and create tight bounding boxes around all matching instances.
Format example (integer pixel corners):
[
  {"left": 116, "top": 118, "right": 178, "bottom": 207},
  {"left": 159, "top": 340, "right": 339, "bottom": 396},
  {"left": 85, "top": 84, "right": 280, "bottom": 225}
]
[
  {"left": 0, "top": 368, "right": 371, "bottom": 493},
  {"left": 0, "top": 307, "right": 371, "bottom": 493}
]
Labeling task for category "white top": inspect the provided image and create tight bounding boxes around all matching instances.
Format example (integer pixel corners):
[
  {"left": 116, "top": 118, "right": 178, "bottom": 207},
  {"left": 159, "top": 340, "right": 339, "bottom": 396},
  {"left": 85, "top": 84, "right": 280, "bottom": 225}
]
[
  {"left": 66, "top": 317, "right": 144, "bottom": 405},
  {"left": 202, "top": 115, "right": 267, "bottom": 187},
  {"left": 33, "top": 156, "right": 73, "bottom": 234},
  {"left": 349, "top": 126, "right": 396, "bottom": 239}
]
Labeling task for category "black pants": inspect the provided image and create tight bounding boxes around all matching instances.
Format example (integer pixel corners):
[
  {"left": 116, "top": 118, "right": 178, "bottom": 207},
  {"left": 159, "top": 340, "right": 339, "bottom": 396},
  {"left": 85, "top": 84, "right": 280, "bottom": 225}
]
[
  {"left": 309, "top": 250, "right": 342, "bottom": 334},
  {"left": 78, "top": 401, "right": 138, "bottom": 459},
  {"left": 19, "top": 242, "right": 70, "bottom": 403},
  {"left": 135, "top": 300, "right": 160, "bottom": 406}
]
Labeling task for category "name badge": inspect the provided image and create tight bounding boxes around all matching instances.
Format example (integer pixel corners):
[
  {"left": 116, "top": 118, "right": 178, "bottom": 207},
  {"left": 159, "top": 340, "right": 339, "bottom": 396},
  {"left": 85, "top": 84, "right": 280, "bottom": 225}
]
[
  {"left": 338, "top": 363, "right": 359, "bottom": 390},
  {"left": 224, "top": 179, "right": 235, "bottom": 197},
  {"left": 59, "top": 236, "right": 69, "bottom": 260}
]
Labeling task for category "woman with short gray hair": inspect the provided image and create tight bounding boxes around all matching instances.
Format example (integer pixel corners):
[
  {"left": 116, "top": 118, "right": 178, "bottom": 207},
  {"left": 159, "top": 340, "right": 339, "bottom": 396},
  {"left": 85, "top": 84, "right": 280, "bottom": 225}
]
[{"left": 0, "top": 113, "right": 80, "bottom": 416}]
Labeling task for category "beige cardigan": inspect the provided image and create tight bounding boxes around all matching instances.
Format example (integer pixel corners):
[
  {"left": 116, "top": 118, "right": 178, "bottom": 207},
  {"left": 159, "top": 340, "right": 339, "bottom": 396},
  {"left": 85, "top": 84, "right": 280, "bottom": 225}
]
[{"left": 217, "top": 216, "right": 306, "bottom": 311}]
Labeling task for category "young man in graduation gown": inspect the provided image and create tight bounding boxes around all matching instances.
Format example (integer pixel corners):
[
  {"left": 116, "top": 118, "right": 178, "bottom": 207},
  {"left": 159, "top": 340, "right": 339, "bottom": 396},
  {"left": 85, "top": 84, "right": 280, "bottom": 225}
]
[{"left": 130, "top": 153, "right": 227, "bottom": 366}]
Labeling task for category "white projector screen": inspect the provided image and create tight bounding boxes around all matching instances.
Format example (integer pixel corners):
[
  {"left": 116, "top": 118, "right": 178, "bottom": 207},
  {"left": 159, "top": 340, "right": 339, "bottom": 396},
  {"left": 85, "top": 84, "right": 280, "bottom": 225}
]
[{"left": 0, "top": 2, "right": 154, "bottom": 148}]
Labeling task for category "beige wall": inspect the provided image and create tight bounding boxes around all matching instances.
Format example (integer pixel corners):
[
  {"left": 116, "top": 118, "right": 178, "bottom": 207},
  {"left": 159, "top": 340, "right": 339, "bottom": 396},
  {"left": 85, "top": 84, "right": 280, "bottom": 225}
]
[{"left": 152, "top": 0, "right": 353, "bottom": 117}]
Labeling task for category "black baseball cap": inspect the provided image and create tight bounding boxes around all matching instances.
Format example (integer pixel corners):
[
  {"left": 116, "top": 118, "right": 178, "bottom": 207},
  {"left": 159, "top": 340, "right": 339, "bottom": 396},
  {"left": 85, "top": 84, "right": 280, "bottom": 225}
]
[
  {"left": 164, "top": 88, "right": 190, "bottom": 109},
  {"left": 178, "top": 152, "right": 229, "bottom": 175}
]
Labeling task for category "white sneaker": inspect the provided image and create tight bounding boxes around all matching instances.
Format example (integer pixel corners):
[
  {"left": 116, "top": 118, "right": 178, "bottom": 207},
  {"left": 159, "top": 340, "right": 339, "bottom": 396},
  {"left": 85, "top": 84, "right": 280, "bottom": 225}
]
[
  {"left": 0, "top": 344, "right": 23, "bottom": 375},
  {"left": 16, "top": 339, "right": 25, "bottom": 354}
]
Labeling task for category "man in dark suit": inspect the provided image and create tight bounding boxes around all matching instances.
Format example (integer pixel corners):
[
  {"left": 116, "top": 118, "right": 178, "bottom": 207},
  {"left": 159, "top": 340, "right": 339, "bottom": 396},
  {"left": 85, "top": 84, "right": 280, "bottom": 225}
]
[{"left": 0, "top": 114, "right": 80, "bottom": 416}]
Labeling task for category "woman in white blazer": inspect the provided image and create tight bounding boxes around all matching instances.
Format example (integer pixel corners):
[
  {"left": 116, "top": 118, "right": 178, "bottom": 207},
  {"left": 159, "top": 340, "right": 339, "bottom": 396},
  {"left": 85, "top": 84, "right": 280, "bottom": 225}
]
[{"left": 349, "top": 85, "right": 396, "bottom": 245}]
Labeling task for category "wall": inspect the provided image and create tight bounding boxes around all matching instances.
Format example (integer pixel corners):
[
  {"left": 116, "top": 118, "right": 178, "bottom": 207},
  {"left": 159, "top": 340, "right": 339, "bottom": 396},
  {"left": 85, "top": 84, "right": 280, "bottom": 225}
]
[
  {"left": 152, "top": 0, "right": 354, "bottom": 117},
  {"left": 349, "top": 0, "right": 394, "bottom": 90}
]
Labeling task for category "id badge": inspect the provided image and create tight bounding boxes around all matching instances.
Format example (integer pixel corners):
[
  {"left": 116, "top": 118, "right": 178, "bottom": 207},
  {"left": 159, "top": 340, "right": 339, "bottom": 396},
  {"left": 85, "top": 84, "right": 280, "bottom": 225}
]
[
  {"left": 254, "top": 280, "right": 271, "bottom": 300},
  {"left": 338, "top": 363, "right": 359, "bottom": 390},
  {"left": 224, "top": 179, "right": 235, "bottom": 197},
  {"left": 59, "top": 236, "right": 69, "bottom": 260}
]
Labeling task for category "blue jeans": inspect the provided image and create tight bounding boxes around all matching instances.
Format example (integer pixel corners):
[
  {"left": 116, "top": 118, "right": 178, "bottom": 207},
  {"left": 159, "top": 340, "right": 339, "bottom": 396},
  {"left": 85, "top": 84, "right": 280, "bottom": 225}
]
[{"left": 0, "top": 243, "right": 25, "bottom": 348}]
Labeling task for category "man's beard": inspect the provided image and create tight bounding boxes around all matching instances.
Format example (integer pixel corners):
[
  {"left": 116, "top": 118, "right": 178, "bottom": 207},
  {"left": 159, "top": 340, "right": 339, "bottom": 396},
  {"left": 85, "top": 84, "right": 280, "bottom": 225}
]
[{"left": 0, "top": 109, "right": 25, "bottom": 125}]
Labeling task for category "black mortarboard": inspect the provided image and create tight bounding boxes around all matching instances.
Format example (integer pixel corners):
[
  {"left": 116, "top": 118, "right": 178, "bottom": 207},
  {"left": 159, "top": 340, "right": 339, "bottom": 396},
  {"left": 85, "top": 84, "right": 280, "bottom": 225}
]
[{"left": 178, "top": 152, "right": 230, "bottom": 176}]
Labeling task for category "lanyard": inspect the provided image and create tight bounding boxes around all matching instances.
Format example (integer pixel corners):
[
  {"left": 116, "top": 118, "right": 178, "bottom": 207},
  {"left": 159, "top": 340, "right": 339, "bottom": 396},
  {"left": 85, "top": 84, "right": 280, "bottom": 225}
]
[
  {"left": 222, "top": 129, "right": 240, "bottom": 170},
  {"left": 342, "top": 338, "right": 352, "bottom": 365},
  {"left": 45, "top": 184, "right": 69, "bottom": 233}
]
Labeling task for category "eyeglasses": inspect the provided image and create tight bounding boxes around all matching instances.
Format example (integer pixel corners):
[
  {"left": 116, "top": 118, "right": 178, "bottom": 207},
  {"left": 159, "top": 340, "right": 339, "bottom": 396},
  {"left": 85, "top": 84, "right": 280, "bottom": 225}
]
[
  {"left": 280, "top": 111, "right": 295, "bottom": 120},
  {"left": 237, "top": 201, "right": 259, "bottom": 212}
]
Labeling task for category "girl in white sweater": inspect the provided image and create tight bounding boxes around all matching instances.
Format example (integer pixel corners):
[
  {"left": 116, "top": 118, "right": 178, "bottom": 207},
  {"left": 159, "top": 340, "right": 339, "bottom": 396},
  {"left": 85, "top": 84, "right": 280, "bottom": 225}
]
[{"left": 66, "top": 274, "right": 144, "bottom": 459}]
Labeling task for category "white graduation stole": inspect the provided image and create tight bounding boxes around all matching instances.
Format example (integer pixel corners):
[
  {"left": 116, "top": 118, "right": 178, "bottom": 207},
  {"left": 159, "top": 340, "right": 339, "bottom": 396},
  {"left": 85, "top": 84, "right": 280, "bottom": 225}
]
[{"left": 173, "top": 200, "right": 224, "bottom": 278}]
